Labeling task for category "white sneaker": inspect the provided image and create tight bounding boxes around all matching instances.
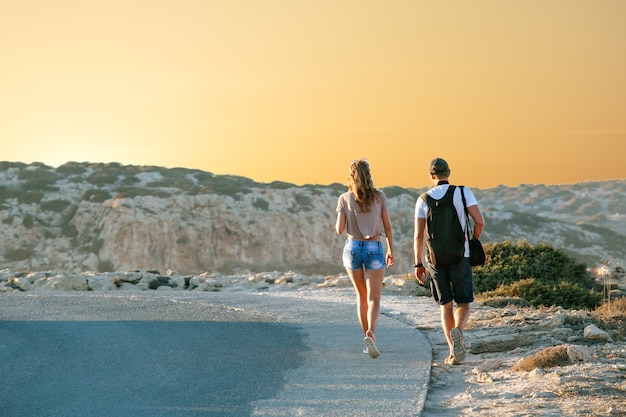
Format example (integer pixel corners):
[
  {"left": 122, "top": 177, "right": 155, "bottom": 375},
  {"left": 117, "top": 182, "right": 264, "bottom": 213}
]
[{"left": 363, "top": 336, "right": 380, "bottom": 358}]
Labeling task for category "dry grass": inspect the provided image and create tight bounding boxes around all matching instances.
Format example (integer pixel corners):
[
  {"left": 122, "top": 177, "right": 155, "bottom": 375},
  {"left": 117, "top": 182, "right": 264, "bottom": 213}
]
[
  {"left": 592, "top": 296, "right": 626, "bottom": 340},
  {"left": 594, "top": 296, "right": 626, "bottom": 319},
  {"left": 512, "top": 345, "right": 571, "bottom": 372}
]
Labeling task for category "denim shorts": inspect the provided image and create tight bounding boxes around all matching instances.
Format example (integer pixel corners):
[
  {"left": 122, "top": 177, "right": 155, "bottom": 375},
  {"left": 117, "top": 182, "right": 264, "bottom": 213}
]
[
  {"left": 427, "top": 258, "right": 474, "bottom": 305},
  {"left": 342, "top": 239, "right": 385, "bottom": 271}
]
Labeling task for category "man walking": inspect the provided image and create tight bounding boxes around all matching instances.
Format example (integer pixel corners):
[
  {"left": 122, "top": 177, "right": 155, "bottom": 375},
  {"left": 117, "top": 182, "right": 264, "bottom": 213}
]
[{"left": 414, "top": 158, "right": 485, "bottom": 365}]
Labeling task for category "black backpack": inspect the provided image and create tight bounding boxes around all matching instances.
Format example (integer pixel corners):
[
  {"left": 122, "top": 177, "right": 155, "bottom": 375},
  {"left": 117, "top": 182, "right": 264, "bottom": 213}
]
[{"left": 420, "top": 185, "right": 465, "bottom": 267}]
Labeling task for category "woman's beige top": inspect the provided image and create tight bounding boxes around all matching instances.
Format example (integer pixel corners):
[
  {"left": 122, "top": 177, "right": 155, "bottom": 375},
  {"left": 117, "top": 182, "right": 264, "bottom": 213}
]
[{"left": 336, "top": 190, "right": 388, "bottom": 240}]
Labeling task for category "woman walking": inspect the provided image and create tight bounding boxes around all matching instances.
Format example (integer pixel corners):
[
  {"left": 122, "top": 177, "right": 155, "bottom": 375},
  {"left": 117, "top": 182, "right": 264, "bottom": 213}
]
[{"left": 335, "top": 159, "right": 395, "bottom": 358}]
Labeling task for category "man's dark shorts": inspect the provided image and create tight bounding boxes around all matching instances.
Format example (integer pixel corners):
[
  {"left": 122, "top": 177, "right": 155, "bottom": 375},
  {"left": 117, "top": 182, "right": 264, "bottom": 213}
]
[{"left": 427, "top": 258, "right": 473, "bottom": 305}]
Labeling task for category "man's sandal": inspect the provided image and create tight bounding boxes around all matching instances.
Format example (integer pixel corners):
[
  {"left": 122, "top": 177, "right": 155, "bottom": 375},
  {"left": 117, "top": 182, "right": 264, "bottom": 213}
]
[{"left": 450, "top": 328, "right": 466, "bottom": 362}]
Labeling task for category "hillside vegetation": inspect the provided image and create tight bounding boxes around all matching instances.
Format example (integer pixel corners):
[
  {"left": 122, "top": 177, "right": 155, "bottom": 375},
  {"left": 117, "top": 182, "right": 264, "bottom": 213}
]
[
  {"left": 475, "top": 240, "right": 605, "bottom": 310},
  {"left": 0, "top": 161, "right": 624, "bottom": 275}
]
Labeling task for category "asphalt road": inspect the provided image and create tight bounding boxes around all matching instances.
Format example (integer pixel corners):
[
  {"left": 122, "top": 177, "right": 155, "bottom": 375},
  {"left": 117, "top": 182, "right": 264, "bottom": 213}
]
[{"left": 0, "top": 291, "right": 430, "bottom": 416}]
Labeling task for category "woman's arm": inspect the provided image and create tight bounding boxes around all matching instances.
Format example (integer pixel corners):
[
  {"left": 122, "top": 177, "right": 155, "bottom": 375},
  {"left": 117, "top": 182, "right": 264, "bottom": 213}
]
[
  {"left": 381, "top": 209, "right": 394, "bottom": 267},
  {"left": 335, "top": 211, "right": 346, "bottom": 235}
]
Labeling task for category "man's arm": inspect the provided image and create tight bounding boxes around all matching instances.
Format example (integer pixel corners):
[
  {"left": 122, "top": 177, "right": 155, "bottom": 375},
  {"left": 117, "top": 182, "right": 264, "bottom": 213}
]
[
  {"left": 467, "top": 205, "right": 484, "bottom": 240},
  {"left": 414, "top": 217, "right": 426, "bottom": 285}
]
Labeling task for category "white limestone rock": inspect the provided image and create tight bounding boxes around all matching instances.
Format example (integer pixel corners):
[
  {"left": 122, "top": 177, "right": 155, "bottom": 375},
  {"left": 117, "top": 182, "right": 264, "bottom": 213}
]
[{"left": 583, "top": 324, "right": 611, "bottom": 341}]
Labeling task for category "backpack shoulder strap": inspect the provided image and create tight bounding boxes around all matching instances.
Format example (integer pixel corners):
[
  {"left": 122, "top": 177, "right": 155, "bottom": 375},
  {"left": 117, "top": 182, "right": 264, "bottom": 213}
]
[
  {"left": 459, "top": 185, "right": 472, "bottom": 239},
  {"left": 460, "top": 185, "right": 468, "bottom": 213}
]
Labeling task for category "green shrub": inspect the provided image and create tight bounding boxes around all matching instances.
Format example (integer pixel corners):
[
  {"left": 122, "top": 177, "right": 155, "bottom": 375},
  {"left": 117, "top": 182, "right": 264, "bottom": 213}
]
[
  {"left": 381, "top": 186, "right": 414, "bottom": 199},
  {"left": 328, "top": 183, "right": 347, "bottom": 193},
  {"left": 0, "top": 186, "right": 19, "bottom": 201},
  {"left": 194, "top": 173, "right": 255, "bottom": 196},
  {"left": 92, "top": 239, "right": 105, "bottom": 253},
  {"left": 134, "top": 168, "right": 198, "bottom": 194},
  {"left": 0, "top": 162, "right": 26, "bottom": 170},
  {"left": 69, "top": 176, "right": 85, "bottom": 183},
  {"left": 481, "top": 278, "right": 603, "bottom": 310},
  {"left": 55, "top": 162, "right": 87, "bottom": 175},
  {"left": 268, "top": 180, "right": 295, "bottom": 190},
  {"left": 81, "top": 189, "right": 112, "bottom": 203},
  {"left": 294, "top": 193, "right": 313, "bottom": 211},
  {"left": 17, "top": 167, "right": 58, "bottom": 181},
  {"left": 5, "top": 247, "right": 34, "bottom": 262},
  {"left": 62, "top": 223, "right": 77, "bottom": 238},
  {"left": 18, "top": 190, "right": 43, "bottom": 204},
  {"left": 22, "top": 178, "right": 59, "bottom": 192},
  {"left": 113, "top": 187, "right": 171, "bottom": 198},
  {"left": 474, "top": 240, "right": 597, "bottom": 294},
  {"left": 193, "top": 171, "right": 215, "bottom": 182},
  {"left": 252, "top": 198, "right": 269, "bottom": 211},
  {"left": 86, "top": 170, "right": 122, "bottom": 186},
  {"left": 475, "top": 240, "right": 603, "bottom": 310},
  {"left": 119, "top": 175, "right": 140, "bottom": 186},
  {"left": 97, "top": 259, "right": 115, "bottom": 272},
  {"left": 22, "top": 214, "right": 34, "bottom": 228},
  {"left": 147, "top": 167, "right": 196, "bottom": 188},
  {"left": 41, "top": 199, "right": 72, "bottom": 212}
]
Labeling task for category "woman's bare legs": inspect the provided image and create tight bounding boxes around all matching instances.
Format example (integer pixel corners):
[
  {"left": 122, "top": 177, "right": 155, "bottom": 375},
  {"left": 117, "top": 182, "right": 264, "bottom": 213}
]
[
  {"left": 346, "top": 266, "right": 385, "bottom": 342},
  {"left": 364, "top": 267, "right": 384, "bottom": 341},
  {"left": 346, "top": 267, "right": 368, "bottom": 336}
]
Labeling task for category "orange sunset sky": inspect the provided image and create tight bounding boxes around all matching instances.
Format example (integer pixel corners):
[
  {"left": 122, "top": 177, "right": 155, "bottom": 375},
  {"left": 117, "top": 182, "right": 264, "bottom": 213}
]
[{"left": 1, "top": 1, "right": 625, "bottom": 189}]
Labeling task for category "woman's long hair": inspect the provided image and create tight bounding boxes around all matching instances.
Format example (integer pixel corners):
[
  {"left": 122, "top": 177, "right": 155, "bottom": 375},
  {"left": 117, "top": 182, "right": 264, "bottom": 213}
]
[{"left": 348, "top": 159, "right": 379, "bottom": 212}]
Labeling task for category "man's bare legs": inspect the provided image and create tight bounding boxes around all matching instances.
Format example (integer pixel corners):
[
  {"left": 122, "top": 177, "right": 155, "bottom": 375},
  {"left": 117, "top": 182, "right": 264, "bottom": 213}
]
[
  {"left": 440, "top": 302, "right": 470, "bottom": 360},
  {"left": 454, "top": 303, "right": 471, "bottom": 330},
  {"left": 346, "top": 267, "right": 385, "bottom": 342}
]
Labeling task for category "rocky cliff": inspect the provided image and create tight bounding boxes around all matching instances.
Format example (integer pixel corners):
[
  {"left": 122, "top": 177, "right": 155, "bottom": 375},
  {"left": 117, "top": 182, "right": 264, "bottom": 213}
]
[{"left": 0, "top": 161, "right": 624, "bottom": 274}]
